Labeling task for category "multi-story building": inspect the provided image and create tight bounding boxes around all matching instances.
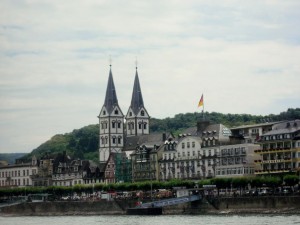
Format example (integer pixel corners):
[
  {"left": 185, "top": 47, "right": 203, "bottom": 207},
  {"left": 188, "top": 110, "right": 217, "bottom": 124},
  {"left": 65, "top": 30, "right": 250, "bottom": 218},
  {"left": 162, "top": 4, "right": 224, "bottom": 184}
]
[
  {"left": 231, "top": 122, "right": 275, "bottom": 144},
  {"left": 159, "top": 121, "right": 232, "bottom": 181},
  {"left": 31, "top": 154, "right": 54, "bottom": 187},
  {"left": 255, "top": 120, "right": 300, "bottom": 175},
  {"left": 130, "top": 133, "right": 171, "bottom": 182},
  {"left": 52, "top": 152, "right": 102, "bottom": 186},
  {"left": 0, "top": 157, "right": 38, "bottom": 187},
  {"left": 216, "top": 143, "right": 259, "bottom": 178}
]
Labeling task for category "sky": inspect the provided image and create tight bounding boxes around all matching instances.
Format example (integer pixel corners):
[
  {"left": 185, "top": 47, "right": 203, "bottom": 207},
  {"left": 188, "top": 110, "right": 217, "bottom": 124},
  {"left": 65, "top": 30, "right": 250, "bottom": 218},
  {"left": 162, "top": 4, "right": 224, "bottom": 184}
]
[{"left": 0, "top": 0, "right": 300, "bottom": 154}]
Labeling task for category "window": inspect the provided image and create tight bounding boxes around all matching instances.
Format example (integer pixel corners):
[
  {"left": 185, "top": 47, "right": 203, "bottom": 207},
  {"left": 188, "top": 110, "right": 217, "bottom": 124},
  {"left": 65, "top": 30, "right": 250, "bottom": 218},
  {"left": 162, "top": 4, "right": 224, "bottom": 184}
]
[
  {"left": 144, "top": 123, "right": 147, "bottom": 129},
  {"left": 141, "top": 110, "right": 145, "bottom": 116},
  {"left": 182, "top": 143, "right": 185, "bottom": 149},
  {"left": 193, "top": 151, "right": 195, "bottom": 156},
  {"left": 112, "top": 121, "right": 116, "bottom": 128},
  {"left": 187, "top": 151, "right": 190, "bottom": 157},
  {"left": 103, "top": 110, "right": 106, "bottom": 115},
  {"left": 139, "top": 124, "right": 142, "bottom": 129},
  {"left": 129, "top": 112, "right": 132, "bottom": 116},
  {"left": 118, "top": 137, "right": 122, "bottom": 144},
  {"left": 178, "top": 152, "right": 181, "bottom": 157},
  {"left": 187, "top": 142, "right": 190, "bottom": 148},
  {"left": 192, "top": 142, "right": 195, "bottom": 148},
  {"left": 114, "top": 109, "right": 119, "bottom": 114},
  {"left": 117, "top": 122, "right": 121, "bottom": 128}
]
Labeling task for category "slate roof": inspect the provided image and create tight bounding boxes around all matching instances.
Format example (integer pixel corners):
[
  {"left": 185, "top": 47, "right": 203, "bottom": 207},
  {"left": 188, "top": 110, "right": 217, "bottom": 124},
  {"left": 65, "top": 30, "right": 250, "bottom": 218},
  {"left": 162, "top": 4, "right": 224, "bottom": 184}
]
[
  {"left": 262, "top": 120, "right": 300, "bottom": 136},
  {"left": 103, "top": 66, "right": 119, "bottom": 114},
  {"left": 123, "top": 132, "right": 170, "bottom": 151},
  {"left": 231, "top": 122, "right": 278, "bottom": 130},
  {"left": 180, "top": 123, "right": 231, "bottom": 143},
  {"left": 130, "top": 68, "right": 144, "bottom": 115}
]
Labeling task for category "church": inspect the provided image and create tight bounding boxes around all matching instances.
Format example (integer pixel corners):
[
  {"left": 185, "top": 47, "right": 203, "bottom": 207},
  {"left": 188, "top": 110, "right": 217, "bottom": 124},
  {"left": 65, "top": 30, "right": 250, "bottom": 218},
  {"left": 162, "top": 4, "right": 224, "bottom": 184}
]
[{"left": 98, "top": 63, "right": 160, "bottom": 182}]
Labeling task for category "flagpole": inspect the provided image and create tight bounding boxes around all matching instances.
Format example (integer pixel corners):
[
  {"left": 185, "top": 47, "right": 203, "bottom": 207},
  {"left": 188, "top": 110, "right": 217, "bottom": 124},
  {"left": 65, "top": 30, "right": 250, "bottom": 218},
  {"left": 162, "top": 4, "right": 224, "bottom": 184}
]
[{"left": 202, "top": 95, "right": 204, "bottom": 120}]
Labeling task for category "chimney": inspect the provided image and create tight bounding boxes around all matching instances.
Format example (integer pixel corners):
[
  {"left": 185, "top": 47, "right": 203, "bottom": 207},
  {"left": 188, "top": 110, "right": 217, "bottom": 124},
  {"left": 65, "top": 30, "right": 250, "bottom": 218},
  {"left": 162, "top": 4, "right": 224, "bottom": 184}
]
[{"left": 162, "top": 133, "right": 167, "bottom": 141}]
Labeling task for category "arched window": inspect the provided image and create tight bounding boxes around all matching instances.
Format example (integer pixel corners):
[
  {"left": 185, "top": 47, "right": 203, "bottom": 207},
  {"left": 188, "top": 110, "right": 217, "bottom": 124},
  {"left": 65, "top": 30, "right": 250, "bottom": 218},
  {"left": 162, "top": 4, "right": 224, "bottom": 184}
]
[
  {"left": 141, "top": 110, "right": 145, "bottom": 116},
  {"left": 103, "top": 110, "right": 106, "bottom": 115},
  {"left": 117, "top": 121, "right": 121, "bottom": 128},
  {"left": 114, "top": 109, "right": 119, "bottom": 115},
  {"left": 118, "top": 136, "right": 122, "bottom": 144}
]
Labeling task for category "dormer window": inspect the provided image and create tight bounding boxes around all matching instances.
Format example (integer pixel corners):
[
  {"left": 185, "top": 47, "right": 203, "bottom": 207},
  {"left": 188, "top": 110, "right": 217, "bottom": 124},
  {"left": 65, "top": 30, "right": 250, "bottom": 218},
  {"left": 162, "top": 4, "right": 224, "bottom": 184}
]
[
  {"left": 141, "top": 110, "right": 145, "bottom": 116},
  {"left": 115, "top": 109, "right": 119, "bottom": 115},
  {"left": 129, "top": 112, "right": 132, "bottom": 116},
  {"left": 103, "top": 110, "right": 106, "bottom": 115}
]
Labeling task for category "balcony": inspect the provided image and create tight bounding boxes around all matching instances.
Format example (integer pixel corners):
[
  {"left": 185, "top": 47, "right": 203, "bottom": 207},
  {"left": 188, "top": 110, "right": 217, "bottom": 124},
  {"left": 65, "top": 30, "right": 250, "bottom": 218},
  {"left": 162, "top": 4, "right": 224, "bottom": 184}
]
[{"left": 254, "top": 168, "right": 291, "bottom": 175}]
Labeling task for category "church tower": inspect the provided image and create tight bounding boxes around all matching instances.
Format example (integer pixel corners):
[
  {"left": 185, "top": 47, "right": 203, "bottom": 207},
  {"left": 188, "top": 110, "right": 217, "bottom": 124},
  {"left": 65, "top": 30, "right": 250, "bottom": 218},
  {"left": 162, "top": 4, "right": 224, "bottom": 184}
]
[
  {"left": 98, "top": 64, "right": 124, "bottom": 163},
  {"left": 125, "top": 65, "right": 150, "bottom": 136}
]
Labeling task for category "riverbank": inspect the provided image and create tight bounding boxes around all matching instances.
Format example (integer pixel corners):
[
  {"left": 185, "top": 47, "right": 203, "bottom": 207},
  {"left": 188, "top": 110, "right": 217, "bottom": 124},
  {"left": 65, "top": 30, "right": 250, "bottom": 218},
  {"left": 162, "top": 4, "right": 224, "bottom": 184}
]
[{"left": 1, "top": 196, "right": 300, "bottom": 216}]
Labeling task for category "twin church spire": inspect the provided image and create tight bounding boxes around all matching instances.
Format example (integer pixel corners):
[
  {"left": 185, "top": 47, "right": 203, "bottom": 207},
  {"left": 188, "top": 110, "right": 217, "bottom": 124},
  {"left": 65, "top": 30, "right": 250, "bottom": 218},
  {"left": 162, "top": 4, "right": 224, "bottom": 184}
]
[{"left": 98, "top": 63, "right": 150, "bottom": 163}]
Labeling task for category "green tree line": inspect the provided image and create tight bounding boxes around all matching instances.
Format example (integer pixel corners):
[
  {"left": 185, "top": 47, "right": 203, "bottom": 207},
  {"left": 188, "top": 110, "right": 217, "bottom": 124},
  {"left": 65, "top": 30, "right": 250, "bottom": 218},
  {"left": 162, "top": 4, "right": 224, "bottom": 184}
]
[{"left": 1, "top": 175, "right": 298, "bottom": 198}]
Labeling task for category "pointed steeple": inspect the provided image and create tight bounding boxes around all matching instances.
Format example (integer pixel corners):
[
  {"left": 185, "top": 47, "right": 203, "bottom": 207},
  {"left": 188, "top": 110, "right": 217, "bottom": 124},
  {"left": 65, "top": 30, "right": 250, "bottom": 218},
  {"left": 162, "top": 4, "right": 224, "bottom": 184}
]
[
  {"left": 130, "top": 67, "right": 144, "bottom": 115},
  {"left": 104, "top": 65, "right": 118, "bottom": 114}
]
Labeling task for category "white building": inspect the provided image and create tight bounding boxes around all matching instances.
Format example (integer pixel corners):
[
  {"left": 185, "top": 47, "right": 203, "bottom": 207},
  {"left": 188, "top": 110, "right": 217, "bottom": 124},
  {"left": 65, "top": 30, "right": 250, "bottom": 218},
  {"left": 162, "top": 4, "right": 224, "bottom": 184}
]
[
  {"left": 216, "top": 143, "right": 259, "bottom": 177},
  {"left": 0, "top": 158, "right": 38, "bottom": 187}
]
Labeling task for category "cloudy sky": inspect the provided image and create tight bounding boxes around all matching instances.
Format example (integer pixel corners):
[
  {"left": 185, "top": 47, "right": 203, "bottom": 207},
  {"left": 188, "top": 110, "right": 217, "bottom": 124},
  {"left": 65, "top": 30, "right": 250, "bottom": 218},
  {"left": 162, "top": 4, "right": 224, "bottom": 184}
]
[{"left": 1, "top": 0, "right": 299, "bottom": 154}]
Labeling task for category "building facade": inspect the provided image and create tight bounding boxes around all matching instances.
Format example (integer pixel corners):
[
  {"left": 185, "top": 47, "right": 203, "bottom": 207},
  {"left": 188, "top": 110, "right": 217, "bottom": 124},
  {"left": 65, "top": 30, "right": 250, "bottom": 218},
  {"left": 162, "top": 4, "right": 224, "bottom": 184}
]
[
  {"left": 216, "top": 143, "right": 259, "bottom": 178},
  {"left": 0, "top": 157, "right": 38, "bottom": 187},
  {"left": 255, "top": 120, "right": 300, "bottom": 175}
]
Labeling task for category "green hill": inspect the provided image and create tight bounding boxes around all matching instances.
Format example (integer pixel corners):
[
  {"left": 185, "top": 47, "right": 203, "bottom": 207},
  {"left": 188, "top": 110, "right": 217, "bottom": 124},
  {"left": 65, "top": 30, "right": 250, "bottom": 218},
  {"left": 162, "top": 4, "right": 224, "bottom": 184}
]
[{"left": 19, "top": 108, "right": 300, "bottom": 162}]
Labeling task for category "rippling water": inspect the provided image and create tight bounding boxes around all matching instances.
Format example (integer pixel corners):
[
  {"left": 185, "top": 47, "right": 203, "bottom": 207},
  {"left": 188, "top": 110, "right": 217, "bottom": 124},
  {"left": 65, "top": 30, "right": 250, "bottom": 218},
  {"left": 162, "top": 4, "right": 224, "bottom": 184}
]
[{"left": 1, "top": 215, "right": 300, "bottom": 225}]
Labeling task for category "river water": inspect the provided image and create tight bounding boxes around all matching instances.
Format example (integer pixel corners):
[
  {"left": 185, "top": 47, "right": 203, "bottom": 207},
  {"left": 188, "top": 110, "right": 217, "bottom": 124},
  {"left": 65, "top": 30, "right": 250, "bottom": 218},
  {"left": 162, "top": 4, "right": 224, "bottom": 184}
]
[{"left": 1, "top": 215, "right": 300, "bottom": 225}]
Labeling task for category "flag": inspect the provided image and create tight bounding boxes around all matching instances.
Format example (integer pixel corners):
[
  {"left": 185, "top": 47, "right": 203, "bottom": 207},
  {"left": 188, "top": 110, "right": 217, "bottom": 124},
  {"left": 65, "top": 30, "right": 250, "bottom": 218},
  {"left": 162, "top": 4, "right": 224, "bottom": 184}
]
[{"left": 198, "top": 94, "right": 204, "bottom": 107}]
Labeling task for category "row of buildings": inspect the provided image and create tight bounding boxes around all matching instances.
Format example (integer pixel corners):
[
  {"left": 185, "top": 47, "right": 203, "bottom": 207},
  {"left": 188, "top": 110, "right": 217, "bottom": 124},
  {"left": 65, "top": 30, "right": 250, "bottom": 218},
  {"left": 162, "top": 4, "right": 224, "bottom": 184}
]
[{"left": 1, "top": 64, "right": 299, "bottom": 187}]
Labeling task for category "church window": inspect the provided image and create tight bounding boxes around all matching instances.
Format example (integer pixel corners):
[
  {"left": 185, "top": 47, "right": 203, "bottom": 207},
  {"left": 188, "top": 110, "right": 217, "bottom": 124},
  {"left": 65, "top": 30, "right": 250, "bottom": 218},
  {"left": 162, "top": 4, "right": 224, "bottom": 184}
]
[{"left": 141, "top": 110, "right": 145, "bottom": 116}]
